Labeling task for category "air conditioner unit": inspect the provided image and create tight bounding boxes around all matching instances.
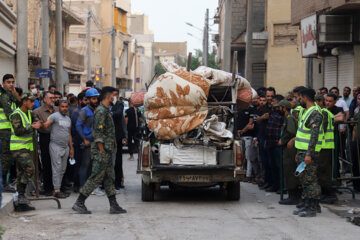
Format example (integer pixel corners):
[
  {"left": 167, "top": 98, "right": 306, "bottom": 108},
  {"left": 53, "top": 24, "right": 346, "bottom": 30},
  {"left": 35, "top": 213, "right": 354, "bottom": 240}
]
[
  {"left": 212, "top": 34, "right": 219, "bottom": 43},
  {"left": 319, "top": 15, "right": 352, "bottom": 43}
]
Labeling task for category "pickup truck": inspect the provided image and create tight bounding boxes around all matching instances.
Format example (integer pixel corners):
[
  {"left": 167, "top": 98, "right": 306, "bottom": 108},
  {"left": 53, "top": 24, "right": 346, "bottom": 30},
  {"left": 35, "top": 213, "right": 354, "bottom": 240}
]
[{"left": 136, "top": 76, "right": 246, "bottom": 201}]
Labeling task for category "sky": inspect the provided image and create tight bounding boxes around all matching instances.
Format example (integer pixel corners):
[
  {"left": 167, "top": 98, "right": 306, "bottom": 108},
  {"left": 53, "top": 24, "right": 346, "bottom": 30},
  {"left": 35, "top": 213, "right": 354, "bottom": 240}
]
[{"left": 131, "top": 0, "right": 219, "bottom": 54}]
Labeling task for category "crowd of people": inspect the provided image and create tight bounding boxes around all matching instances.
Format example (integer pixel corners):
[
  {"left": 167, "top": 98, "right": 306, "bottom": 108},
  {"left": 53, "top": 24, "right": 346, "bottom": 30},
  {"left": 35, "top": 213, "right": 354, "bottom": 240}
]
[
  {"left": 237, "top": 84, "right": 360, "bottom": 217},
  {"left": 2, "top": 71, "right": 360, "bottom": 217},
  {"left": 0, "top": 74, "right": 142, "bottom": 214}
]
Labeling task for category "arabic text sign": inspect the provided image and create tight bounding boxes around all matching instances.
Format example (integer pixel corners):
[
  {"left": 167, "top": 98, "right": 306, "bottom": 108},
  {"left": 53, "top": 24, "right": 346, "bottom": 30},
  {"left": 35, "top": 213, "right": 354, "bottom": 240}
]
[{"left": 301, "top": 15, "right": 317, "bottom": 57}]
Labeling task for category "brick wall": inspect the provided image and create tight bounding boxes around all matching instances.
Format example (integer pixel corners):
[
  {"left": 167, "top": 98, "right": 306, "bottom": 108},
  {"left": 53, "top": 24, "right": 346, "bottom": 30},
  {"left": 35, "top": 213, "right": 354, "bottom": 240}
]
[
  {"left": 231, "top": 0, "right": 265, "bottom": 41},
  {"left": 291, "top": 0, "right": 360, "bottom": 24}
]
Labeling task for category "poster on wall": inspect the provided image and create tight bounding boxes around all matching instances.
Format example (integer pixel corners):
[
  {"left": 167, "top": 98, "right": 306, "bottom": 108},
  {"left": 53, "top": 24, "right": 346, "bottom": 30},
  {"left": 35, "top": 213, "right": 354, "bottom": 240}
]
[{"left": 301, "top": 14, "right": 318, "bottom": 57}]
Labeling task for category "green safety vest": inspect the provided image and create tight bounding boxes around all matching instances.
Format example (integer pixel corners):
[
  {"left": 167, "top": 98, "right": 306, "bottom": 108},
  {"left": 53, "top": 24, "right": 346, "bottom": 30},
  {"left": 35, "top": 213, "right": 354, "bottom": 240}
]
[
  {"left": 294, "top": 105, "right": 304, "bottom": 119},
  {"left": 0, "top": 92, "right": 16, "bottom": 130},
  {"left": 295, "top": 106, "right": 324, "bottom": 152},
  {"left": 10, "top": 108, "right": 33, "bottom": 151},
  {"left": 322, "top": 108, "right": 335, "bottom": 149}
]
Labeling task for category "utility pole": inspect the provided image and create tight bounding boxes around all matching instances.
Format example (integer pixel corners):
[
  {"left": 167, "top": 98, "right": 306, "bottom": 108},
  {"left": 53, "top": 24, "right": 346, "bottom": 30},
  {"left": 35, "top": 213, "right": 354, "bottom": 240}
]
[
  {"left": 87, "top": 7, "right": 92, "bottom": 82},
  {"left": 111, "top": 26, "right": 116, "bottom": 87},
  {"left": 41, "top": 0, "right": 50, "bottom": 90},
  {"left": 16, "top": 0, "right": 28, "bottom": 90},
  {"left": 55, "top": 0, "right": 63, "bottom": 94},
  {"left": 203, "top": 8, "right": 209, "bottom": 66},
  {"left": 244, "top": 0, "right": 254, "bottom": 82}
]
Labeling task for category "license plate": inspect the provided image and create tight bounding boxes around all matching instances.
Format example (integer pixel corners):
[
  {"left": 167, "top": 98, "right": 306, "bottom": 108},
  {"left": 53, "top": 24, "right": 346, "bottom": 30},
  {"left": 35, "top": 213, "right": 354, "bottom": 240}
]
[{"left": 176, "top": 175, "right": 211, "bottom": 183}]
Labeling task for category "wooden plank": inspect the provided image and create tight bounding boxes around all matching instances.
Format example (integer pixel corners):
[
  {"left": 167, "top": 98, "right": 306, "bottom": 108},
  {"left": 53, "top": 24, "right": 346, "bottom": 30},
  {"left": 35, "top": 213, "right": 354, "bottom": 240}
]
[
  {"left": 187, "top": 52, "right": 192, "bottom": 72},
  {"left": 232, "top": 51, "right": 238, "bottom": 81}
]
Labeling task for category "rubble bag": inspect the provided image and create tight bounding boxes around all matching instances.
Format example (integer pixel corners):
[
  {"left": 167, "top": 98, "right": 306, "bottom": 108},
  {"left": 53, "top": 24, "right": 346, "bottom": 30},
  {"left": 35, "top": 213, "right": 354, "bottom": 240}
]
[{"left": 144, "top": 68, "right": 210, "bottom": 140}]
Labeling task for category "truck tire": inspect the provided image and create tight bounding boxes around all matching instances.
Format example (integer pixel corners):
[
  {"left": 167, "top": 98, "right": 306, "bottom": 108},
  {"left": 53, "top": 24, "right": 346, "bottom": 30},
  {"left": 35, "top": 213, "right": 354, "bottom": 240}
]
[
  {"left": 227, "top": 181, "right": 240, "bottom": 201},
  {"left": 142, "top": 180, "right": 154, "bottom": 202}
]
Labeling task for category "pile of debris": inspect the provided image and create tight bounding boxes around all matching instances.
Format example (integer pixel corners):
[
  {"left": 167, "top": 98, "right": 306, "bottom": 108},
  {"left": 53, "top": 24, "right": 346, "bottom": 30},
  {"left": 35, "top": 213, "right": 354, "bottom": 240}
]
[{"left": 144, "top": 61, "right": 256, "bottom": 142}]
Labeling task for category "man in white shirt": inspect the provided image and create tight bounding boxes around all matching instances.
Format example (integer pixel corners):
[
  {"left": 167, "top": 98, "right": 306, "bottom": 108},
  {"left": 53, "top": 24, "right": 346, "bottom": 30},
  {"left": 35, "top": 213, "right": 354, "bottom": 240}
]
[
  {"left": 330, "top": 87, "right": 349, "bottom": 121},
  {"left": 340, "top": 86, "right": 352, "bottom": 108}
]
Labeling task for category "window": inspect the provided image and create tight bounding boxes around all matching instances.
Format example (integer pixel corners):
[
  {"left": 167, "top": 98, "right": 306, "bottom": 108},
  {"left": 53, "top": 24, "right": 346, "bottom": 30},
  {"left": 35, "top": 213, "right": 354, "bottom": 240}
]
[{"left": 273, "top": 23, "right": 298, "bottom": 46}]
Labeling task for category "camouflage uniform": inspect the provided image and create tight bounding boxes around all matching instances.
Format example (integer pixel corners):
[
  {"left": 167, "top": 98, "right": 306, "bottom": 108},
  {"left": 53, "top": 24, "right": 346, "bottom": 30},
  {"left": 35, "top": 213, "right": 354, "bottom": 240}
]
[
  {"left": 80, "top": 103, "right": 116, "bottom": 197},
  {"left": 297, "top": 110, "right": 322, "bottom": 200},
  {"left": 0, "top": 88, "right": 17, "bottom": 181},
  {"left": 281, "top": 112, "right": 300, "bottom": 190},
  {"left": 10, "top": 112, "right": 38, "bottom": 185}
]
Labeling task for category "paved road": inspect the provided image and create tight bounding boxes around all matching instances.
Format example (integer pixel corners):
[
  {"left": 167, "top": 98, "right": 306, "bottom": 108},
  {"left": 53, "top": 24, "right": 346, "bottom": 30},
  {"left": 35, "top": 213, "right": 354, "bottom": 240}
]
[{"left": 1, "top": 154, "right": 360, "bottom": 240}]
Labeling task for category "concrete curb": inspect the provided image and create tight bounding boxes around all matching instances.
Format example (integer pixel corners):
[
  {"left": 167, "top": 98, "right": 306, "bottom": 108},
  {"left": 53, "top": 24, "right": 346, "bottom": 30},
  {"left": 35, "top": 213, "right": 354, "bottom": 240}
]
[{"left": 0, "top": 193, "right": 14, "bottom": 217}]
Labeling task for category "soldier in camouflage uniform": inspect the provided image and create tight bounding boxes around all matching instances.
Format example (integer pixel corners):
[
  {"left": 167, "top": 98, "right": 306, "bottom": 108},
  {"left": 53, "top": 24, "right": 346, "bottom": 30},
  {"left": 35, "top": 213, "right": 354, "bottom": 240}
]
[
  {"left": 293, "top": 88, "right": 323, "bottom": 217},
  {"left": 0, "top": 74, "right": 20, "bottom": 192},
  {"left": 10, "top": 92, "right": 42, "bottom": 210},
  {"left": 73, "top": 86, "right": 126, "bottom": 214},
  {"left": 276, "top": 100, "right": 301, "bottom": 205}
]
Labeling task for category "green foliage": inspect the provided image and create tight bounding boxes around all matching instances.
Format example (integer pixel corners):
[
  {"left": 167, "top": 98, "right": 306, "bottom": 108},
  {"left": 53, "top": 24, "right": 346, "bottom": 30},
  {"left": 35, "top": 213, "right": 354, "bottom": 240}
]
[
  {"left": 181, "top": 49, "right": 220, "bottom": 70},
  {"left": 155, "top": 61, "right": 166, "bottom": 76}
]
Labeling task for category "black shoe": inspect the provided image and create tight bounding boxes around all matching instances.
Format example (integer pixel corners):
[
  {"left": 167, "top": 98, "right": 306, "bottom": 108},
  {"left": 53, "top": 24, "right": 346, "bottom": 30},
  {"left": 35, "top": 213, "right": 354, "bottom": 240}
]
[
  {"left": 54, "top": 191, "right": 68, "bottom": 199},
  {"left": 15, "top": 203, "right": 36, "bottom": 212},
  {"left": 279, "top": 190, "right": 301, "bottom": 205},
  {"left": 109, "top": 195, "right": 127, "bottom": 214},
  {"left": 72, "top": 194, "right": 91, "bottom": 214},
  {"left": 293, "top": 198, "right": 309, "bottom": 215},
  {"left": 259, "top": 183, "right": 270, "bottom": 190},
  {"left": 3, "top": 185, "right": 16, "bottom": 193},
  {"left": 298, "top": 199, "right": 317, "bottom": 217},
  {"left": 265, "top": 186, "right": 278, "bottom": 192},
  {"left": 296, "top": 200, "right": 305, "bottom": 209}
]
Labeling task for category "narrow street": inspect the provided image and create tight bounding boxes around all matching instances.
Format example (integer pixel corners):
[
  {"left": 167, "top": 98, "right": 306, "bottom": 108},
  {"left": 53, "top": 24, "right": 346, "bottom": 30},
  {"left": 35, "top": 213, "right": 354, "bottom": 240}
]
[{"left": 1, "top": 154, "right": 360, "bottom": 240}]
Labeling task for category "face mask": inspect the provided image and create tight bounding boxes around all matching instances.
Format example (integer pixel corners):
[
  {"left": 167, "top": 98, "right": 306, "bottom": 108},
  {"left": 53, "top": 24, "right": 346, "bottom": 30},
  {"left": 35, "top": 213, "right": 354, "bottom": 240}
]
[
  {"left": 31, "top": 88, "right": 37, "bottom": 95},
  {"left": 112, "top": 96, "right": 117, "bottom": 105},
  {"left": 295, "top": 162, "right": 306, "bottom": 177}
]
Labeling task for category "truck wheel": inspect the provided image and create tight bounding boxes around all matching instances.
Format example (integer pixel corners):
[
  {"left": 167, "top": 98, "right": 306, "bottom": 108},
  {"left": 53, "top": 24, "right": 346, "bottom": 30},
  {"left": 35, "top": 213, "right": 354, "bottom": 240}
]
[
  {"left": 142, "top": 179, "right": 154, "bottom": 202},
  {"left": 227, "top": 182, "right": 240, "bottom": 201}
]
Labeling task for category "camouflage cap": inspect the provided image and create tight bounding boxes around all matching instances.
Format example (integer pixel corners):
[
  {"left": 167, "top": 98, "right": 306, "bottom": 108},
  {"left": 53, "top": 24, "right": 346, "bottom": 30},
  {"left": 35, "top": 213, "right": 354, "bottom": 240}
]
[
  {"left": 21, "top": 91, "right": 36, "bottom": 101},
  {"left": 274, "top": 99, "right": 291, "bottom": 109},
  {"left": 315, "top": 94, "right": 325, "bottom": 101}
]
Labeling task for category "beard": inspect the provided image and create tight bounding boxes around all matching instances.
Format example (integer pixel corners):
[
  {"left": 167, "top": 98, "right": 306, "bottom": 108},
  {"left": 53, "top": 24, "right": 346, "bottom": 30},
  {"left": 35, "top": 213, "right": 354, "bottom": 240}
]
[
  {"left": 90, "top": 102, "right": 98, "bottom": 109},
  {"left": 300, "top": 102, "right": 306, "bottom": 108},
  {"left": 80, "top": 102, "right": 87, "bottom": 108},
  {"left": 54, "top": 101, "right": 59, "bottom": 106}
]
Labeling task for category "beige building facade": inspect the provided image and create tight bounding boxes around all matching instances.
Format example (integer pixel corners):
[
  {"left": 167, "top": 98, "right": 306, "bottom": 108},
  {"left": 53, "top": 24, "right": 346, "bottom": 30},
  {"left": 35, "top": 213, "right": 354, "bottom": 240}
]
[{"left": 265, "top": 0, "right": 306, "bottom": 95}]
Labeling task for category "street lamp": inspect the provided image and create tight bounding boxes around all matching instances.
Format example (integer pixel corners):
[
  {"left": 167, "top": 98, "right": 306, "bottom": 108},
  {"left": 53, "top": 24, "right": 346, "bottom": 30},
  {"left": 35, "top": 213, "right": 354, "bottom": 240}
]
[{"left": 185, "top": 22, "right": 203, "bottom": 32}]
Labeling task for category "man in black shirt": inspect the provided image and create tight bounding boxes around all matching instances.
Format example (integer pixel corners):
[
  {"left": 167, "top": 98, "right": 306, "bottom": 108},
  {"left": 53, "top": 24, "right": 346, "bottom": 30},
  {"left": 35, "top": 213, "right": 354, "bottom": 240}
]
[
  {"left": 111, "top": 90, "right": 128, "bottom": 190},
  {"left": 125, "top": 101, "right": 142, "bottom": 161}
]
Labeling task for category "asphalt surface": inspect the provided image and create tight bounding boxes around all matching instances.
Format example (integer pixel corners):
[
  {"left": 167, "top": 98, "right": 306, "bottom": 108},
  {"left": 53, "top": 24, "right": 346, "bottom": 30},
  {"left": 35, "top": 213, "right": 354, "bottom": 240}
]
[{"left": 1, "top": 154, "right": 360, "bottom": 240}]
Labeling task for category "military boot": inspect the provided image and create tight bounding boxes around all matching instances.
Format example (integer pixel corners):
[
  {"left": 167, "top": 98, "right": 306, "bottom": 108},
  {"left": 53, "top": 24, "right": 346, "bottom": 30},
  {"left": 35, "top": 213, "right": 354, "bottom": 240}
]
[
  {"left": 15, "top": 203, "right": 36, "bottom": 212},
  {"left": 279, "top": 190, "right": 301, "bottom": 205},
  {"left": 293, "top": 198, "right": 309, "bottom": 215},
  {"left": 109, "top": 195, "right": 127, "bottom": 214},
  {"left": 17, "top": 183, "right": 30, "bottom": 205},
  {"left": 298, "top": 199, "right": 317, "bottom": 217},
  {"left": 72, "top": 194, "right": 91, "bottom": 214}
]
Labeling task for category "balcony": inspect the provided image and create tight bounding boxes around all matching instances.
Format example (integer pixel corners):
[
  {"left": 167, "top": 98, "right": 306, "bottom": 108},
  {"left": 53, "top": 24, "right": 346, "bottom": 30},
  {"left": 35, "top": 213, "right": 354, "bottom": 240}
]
[{"left": 63, "top": 48, "right": 84, "bottom": 72}]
